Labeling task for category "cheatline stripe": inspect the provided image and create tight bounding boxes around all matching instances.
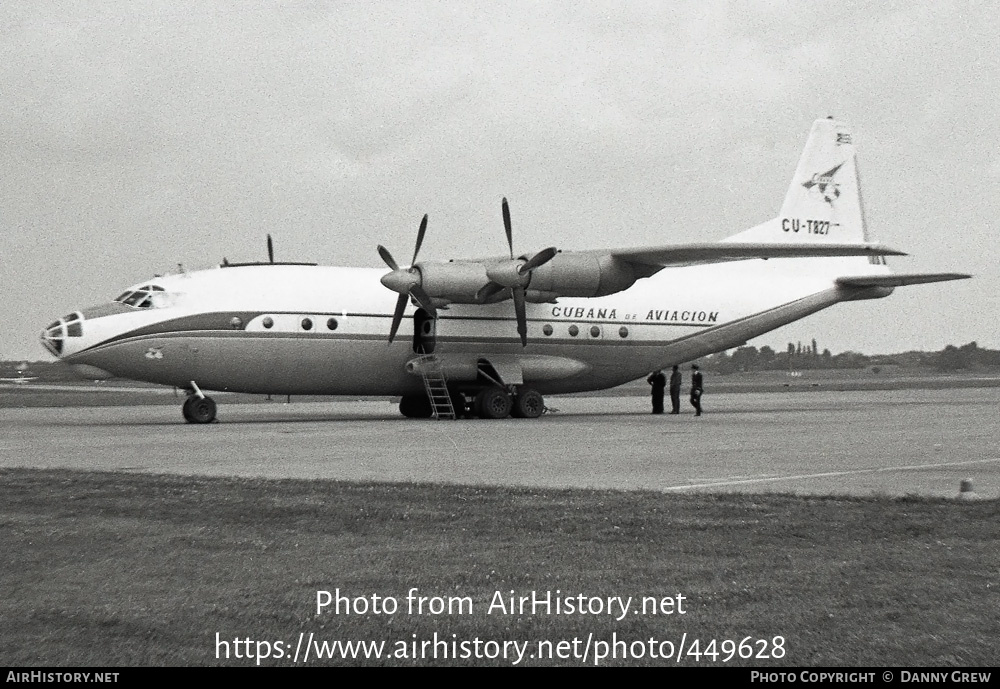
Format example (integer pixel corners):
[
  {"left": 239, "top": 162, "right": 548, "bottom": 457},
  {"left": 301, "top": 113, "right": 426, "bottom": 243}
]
[
  {"left": 71, "top": 310, "right": 726, "bottom": 355},
  {"left": 69, "top": 330, "right": 685, "bottom": 358}
]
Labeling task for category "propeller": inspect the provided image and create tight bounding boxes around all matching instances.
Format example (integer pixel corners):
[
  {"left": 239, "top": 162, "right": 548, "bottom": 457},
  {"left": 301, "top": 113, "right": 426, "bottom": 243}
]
[
  {"left": 377, "top": 214, "right": 437, "bottom": 344},
  {"left": 484, "top": 198, "right": 558, "bottom": 346}
]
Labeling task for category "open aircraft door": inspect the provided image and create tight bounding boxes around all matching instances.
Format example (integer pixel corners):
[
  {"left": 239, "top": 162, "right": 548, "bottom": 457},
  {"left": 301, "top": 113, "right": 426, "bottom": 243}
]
[{"left": 413, "top": 308, "right": 436, "bottom": 354}]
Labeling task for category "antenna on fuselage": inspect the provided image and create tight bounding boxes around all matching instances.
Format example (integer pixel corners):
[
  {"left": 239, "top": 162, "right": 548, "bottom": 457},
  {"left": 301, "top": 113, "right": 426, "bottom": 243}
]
[{"left": 267, "top": 234, "right": 274, "bottom": 264}]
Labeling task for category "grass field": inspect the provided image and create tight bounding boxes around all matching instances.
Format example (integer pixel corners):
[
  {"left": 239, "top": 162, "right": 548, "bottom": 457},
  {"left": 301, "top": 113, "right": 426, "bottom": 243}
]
[{"left": 2, "top": 469, "right": 997, "bottom": 666}]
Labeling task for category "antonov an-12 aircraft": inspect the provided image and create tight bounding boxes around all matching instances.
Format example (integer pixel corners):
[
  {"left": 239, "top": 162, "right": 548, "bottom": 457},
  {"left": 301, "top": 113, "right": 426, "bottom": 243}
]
[
  {"left": 0, "top": 363, "right": 38, "bottom": 385},
  {"left": 42, "top": 118, "right": 968, "bottom": 423}
]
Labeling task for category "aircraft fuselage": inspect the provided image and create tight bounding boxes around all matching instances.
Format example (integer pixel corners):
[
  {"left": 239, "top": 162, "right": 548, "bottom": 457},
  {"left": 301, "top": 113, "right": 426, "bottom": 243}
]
[{"left": 45, "top": 259, "right": 887, "bottom": 397}]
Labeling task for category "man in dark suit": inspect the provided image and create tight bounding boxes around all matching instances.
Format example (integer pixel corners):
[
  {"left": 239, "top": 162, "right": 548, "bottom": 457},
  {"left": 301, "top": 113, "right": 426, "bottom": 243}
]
[
  {"left": 647, "top": 370, "right": 666, "bottom": 414},
  {"left": 690, "top": 364, "right": 704, "bottom": 416},
  {"left": 669, "top": 365, "right": 682, "bottom": 414}
]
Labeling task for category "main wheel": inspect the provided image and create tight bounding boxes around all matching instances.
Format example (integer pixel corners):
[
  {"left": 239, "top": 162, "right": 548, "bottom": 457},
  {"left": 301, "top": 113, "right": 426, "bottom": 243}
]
[
  {"left": 450, "top": 390, "right": 473, "bottom": 418},
  {"left": 399, "top": 395, "right": 433, "bottom": 418},
  {"left": 183, "top": 396, "right": 217, "bottom": 424},
  {"left": 512, "top": 388, "right": 544, "bottom": 418},
  {"left": 475, "top": 387, "right": 513, "bottom": 419}
]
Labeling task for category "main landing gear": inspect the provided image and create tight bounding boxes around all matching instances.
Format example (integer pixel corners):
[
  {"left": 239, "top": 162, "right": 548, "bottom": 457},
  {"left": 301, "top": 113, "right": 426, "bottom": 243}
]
[
  {"left": 511, "top": 388, "right": 544, "bottom": 418},
  {"left": 473, "top": 386, "right": 545, "bottom": 419},
  {"left": 182, "top": 381, "right": 217, "bottom": 424},
  {"left": 399, "top": 386, "right": 545, "bottom": 420},
  {"left": 474, "top": 387, "right": 512, "bottom": 419}
]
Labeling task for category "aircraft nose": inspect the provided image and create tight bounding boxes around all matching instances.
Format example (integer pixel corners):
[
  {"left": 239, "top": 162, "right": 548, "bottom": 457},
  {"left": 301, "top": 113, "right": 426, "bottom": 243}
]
[
  {"left": 40, "top": 320, "right": 64, "bottom": 357},
  {"left": 40, "top": 312, "right": 84, "bottom": 358}
]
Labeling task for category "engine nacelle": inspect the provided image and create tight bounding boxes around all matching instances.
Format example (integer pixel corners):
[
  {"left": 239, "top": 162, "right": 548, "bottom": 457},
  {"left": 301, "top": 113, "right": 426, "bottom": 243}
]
[
  {"left": 415, "top": 253, "right": 638, "bottom": 304},
  {"left": 485, "top": 261, "right": 529, "bottom": 288},
  {"left": 526, "top": 254, "right": 637, "bottom": 297},
  {"left": 417, "top": 262, "right": 490, "bottom": 303}
]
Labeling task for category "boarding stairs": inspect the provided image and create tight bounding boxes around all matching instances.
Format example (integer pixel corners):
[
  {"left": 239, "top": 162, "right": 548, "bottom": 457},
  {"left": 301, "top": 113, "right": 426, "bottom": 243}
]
[{"left": 419, "top": 357, "right": 456, "bottom": 420}]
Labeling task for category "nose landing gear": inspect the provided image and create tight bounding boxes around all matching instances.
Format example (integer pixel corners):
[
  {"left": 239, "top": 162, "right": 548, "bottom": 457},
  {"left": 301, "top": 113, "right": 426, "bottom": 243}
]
[
  {"left": 182, "top": 381, "right": 217, "bottom": 424},
  {"left": 182, "top": 395, "right": 217, "bottom": 423}
]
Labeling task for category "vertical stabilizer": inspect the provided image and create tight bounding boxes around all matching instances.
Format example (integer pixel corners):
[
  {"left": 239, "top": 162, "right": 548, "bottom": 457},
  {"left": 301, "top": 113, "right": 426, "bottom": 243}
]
[{"left": 725, "top": 118, "right": 879, "bottom": 259}]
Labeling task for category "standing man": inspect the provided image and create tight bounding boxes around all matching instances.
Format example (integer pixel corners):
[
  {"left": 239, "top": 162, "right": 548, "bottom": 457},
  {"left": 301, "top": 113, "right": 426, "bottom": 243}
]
[
  {"left": 690, "top": 364, "right": 704, "bottom": 416},
  {"left": 647, "top": 369, "right": 666, "bottom": 414},
  {"left": 669, "top": 365, "right": 682, "bottom": 414}
]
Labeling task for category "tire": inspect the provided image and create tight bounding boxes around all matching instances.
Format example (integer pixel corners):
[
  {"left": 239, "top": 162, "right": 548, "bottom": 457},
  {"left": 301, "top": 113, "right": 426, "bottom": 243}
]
[
  {"left": 184, "top": 396, "right": 217, "bottom": 424},
  {"left": 512, "top": 388, "right": 544, "bottom": 419},
  {"left": 475, "top": 387, "right": 512, "bottom": 419},
  {"left": 399, "top": 395, "right": 433, "bottom": 418},
  {"left": 450, "top": 390, "right": 472, "bottom": 418}
]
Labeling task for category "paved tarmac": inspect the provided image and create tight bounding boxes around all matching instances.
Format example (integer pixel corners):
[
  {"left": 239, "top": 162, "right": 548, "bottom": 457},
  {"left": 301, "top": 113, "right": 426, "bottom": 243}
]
[{"left": 2, "top": 388, "right": 998, "bottom": 499}]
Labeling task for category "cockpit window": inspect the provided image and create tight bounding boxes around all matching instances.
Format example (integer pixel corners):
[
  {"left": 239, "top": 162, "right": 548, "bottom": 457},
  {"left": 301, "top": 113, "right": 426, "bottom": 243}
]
[{"left": 114, "top": 285, "right": 166, "bottom": 309}]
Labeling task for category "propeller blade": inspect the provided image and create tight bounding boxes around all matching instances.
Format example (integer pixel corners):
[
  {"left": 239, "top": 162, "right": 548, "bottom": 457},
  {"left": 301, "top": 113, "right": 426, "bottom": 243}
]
[
  {"left": 476, "top": 282, "right": 506, "bottom": 303},
  {"left": 502, "top": 197, "right": 513, "bottom": 259},
  {"left": 519, "top": 246, "right": 557, "bottom": 275},
  {"left": 410, "top": 286, "right": 438, "bottom": 318},
  {"left": 267, "top": 234, "right": 274, "bottom": 263},
  {"left": 377, "top": 245, "right": 399, "bottom": 271},
  {"left": 381, "top": 212, "right": 436, "bottom": 343},
  {"left": 513, "top": 287, "right": 528, "bottom": 347},
  {"left": 387, "top": 293, "right": 408, "bottom": 344},
  {"left": 412, "top": 214, "right": 428, "bottom": 265}
]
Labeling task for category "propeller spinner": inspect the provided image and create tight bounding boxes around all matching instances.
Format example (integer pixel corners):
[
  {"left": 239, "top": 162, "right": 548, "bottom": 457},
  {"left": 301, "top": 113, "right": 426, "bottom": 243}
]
[{"left": 377, "top": 214, "right": 437, "bottom": 344}]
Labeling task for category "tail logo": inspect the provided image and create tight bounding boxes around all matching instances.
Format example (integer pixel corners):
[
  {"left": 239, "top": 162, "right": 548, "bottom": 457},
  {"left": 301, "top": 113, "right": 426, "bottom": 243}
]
[{"left": 801, "top": 163, "right": 843, "bottom": 205}]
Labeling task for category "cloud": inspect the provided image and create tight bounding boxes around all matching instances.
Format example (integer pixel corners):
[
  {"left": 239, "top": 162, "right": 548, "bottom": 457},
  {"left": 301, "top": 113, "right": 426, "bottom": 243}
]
[{"left": 1, "top": 1, "right": 997, "bottom": 359}]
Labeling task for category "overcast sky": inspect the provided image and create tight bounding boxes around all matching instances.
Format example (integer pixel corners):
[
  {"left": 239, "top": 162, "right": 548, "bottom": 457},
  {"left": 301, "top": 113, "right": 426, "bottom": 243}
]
[{"left": 3, "top": 1, "right": 997, "bottom": 361}]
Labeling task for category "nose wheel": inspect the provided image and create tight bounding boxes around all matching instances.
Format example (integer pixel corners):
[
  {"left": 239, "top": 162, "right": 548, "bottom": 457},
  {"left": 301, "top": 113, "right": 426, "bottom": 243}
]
[{"left": 182, "top": 395, "right": 217, "bottom": 424}]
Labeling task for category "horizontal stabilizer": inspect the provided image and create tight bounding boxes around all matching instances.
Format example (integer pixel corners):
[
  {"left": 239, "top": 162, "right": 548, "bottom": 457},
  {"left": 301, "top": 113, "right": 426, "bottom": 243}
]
[
  {"left": 836, "top": 273, "right": 971, "bottom": 288},
  {"left": 606, "top": 242, "right": 906, "bottom": 269}
]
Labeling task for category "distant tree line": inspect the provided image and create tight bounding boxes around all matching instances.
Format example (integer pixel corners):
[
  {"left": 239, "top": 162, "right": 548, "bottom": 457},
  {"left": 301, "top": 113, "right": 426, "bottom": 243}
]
[{"left": 696, "top": 341, "right": 1000, "bottom": 374}]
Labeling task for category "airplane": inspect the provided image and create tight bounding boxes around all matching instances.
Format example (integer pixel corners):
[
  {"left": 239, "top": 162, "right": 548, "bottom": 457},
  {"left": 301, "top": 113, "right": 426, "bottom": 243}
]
[
  {"left": 40, "top": 118, "right": 969, "bottom": 423},
  {"left": 0, "top": 375, "right": 39, "bottom": 385},
  {"left": 0, "top": 362, "right": 39, "bottom": 385}
]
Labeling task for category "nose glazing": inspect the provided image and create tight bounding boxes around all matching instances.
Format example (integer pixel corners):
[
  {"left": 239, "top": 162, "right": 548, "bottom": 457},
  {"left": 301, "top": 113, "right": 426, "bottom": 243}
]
[
  {"left": 40, "top": 312, "right": 84, "bottom": 358},
  {"left": 40, "top": 321, "right": 64, "bottom": 356}
]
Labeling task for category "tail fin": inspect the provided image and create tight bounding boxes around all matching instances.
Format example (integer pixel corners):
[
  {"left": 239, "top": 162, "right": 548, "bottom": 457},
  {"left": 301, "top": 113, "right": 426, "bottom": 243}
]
[{"left": 725, "top": 118, "right": 883, "bottom": 264}]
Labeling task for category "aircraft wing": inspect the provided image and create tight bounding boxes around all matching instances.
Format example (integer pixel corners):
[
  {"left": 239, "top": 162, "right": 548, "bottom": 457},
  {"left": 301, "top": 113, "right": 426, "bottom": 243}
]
[
  {"left": 591, "top": 242, "right": 907, "bottom": 270},
  {"left": 836, "top": 273, "right": 971, "bottom": 288}
]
